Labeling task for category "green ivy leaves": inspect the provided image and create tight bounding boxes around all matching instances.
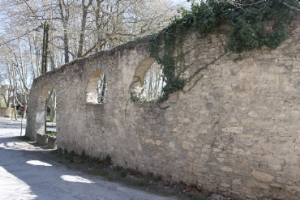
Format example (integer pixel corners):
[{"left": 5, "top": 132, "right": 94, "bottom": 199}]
[{"left": 148, "top": 0, "right": 299, "bottom": 102}]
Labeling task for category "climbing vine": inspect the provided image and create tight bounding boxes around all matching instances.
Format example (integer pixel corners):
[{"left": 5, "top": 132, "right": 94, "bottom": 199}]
[{"left": 146, "top": 0, "right": 299, "bottom": 103}]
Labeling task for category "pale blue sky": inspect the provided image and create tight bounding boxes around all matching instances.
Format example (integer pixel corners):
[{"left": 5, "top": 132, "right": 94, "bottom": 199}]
[
  {"left": 171, "top": 0, "right": 191, "bottom": 9},
  {"left": 172, "top": 0, "right": 190, "bottom": 5}
]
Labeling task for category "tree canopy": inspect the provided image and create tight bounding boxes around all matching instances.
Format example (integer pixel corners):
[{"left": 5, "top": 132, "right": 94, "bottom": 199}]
[
  {"left": 0, "top": 0, "right": 181, "bottom": 111},
  {"left": 147, "top": 0, "right": 300, "bottom": 102}
]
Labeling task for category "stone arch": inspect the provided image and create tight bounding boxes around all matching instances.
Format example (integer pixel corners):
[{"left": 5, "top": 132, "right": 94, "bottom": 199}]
[
  {"left": 35, "top": 83, "right": 52, "bottom": 135},
  {"left": 130, "top": 58, "right": 164, "bottom": 101},
  {"left": 133, "top": 58, "right": 156, "bottom": 85},
  {"left": 86, "top": 70, "right": 107, "bottom": 104}
]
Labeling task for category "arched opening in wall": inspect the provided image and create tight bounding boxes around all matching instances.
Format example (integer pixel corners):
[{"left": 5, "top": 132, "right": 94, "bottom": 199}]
[
  {"left": 131, "top": 59, "right": 165, "bottom": 102},
  {"left": 86, "top": 71, "right": 107, "bottom": 104},
  {"left": 142, "top": 62, "right": 164, "bottom": 100},
  {"left": 45, "top": 88, "right": 57, "bottom": 136},
  {"left": 35, "top": 84, "right": 53, "bottom": 136}
]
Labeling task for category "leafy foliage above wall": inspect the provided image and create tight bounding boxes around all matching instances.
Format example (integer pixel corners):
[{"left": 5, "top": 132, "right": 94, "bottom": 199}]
[{"left": 148, "top": 0, "right": 300, "bottom": 103}]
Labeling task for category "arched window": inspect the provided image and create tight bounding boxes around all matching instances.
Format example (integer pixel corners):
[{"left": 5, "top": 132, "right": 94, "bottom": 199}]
[
  {"left": 141, "top": 62, "right": 164, "bottom": 100},
  {"left": 131, "top": 59, "right": 165, "bottom": 102},
  {"left": 45, "top": 88, "right": 56, "bottom": 136},
  {"left": 97, "top": 74, "right": 107, "bottom": 104},
  {"left": 86, "top": 71, "right": 107, "bottom": 104},
  {"left": 35, "top": 84, "right": 53, "bottom": 135}
]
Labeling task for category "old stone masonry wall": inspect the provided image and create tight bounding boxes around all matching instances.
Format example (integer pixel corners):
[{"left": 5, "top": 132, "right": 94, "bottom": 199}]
[{"left": 26, "top": 21, "right": 300, "bottom": 199}]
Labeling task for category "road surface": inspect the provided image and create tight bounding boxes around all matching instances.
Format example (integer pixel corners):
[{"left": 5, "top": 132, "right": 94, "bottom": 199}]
[{"left": 0, "top": 118, "right": 175, "bottom": 200}]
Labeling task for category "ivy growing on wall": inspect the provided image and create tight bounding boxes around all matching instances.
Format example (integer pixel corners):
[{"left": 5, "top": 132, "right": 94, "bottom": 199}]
[{"left": 147, "top": 0, "right": 299, "bottom": 103}]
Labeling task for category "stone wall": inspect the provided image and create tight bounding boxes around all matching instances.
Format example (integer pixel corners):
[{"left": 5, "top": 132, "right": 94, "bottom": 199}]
[
  {"left": 0, "top": 108, "right": 12, "bottom": 117},
  {"left": 26, "top": 21, "right": 300, "bottom": 199}
]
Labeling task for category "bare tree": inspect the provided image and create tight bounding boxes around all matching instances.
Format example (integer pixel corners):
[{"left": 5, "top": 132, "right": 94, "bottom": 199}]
[
  {"left": 0, "top": 0, "right": 181, "bottom": 119},
  {"left": 141, "top": 63, "right": 164, "bottom": 100},
  {"left": 57, "top": 0, "right": 71, "bottom": 63}
]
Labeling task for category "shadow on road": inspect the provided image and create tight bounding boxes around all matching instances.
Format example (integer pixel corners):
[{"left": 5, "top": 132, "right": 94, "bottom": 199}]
[{"left": 0, "top": 118, "right": 174, "bottom": 200}]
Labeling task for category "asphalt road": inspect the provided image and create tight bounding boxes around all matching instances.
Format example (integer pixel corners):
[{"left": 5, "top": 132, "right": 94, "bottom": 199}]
[{"left": 0, "top": 118, "right": 175, "bottom": 200}]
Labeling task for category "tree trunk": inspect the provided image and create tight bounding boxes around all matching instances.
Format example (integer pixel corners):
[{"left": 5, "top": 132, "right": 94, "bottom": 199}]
[
  {"left": 63, "top": 25, "right": 69, "bottom": 63},
  {"left": 12, "top": 96, "right": 18, "bottom": 121},
  {"left": 77, "top": 0, "right": 93, "bottom": 58},
  {"left": 58, "top": 0, "right": 70, "bottom": 63},
  {"left": 41, "top": 22, "right": 49, "bottom": 74},
  {"left": 49, "top": 91, "right": 56, "bottom": 122},
  {"left": 101, "top": 75, "right": 106, "bottom": 103},
  {"left": 46, "top": 89, "right": 56, "bottom": 122}
]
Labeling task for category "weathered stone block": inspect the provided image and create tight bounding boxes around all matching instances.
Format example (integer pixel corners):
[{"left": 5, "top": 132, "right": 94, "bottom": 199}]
[
  {"left": 252, "top": 170, "right": 274, "bottom": 182},
  {"left": 221, "top": 127, "right": 243, "bottom": 134},
  {"left": 36, "top": 133, "right": 48, "bottom": 145},
  {"left": 233, "top": 179, "right": 242, "bottom": 186},
  {"left": 286, "top": 185, "right": 300, "bottom": 193},
  {"left": 187, "top": 151, "right": 198, "bottom": 160},
  {"left": 155, "top": 140, "right": 163, "bottom": 146},
  {"left": 276, "top": 177, "right": 289, "bottom": 184},
  {"left": 247, "top": 180, "right": 269, "bottom": 189},
  {"left": 233, "top": 148, "right": 250, "bottom": 156},
  {"left": 270, "top": 183, "right": 283, "bottom": 188},
  {"left": 221, "top": 166, "right": 233, "bottom": 172},
  {"left": 168, "top": 141, "right": 175, "bottom": 149},
  {"left": 48, "top": 136, "right": 57, "bottom": 149},
  {"left": 145, "top": 139, "right": 155, "bottom": 145},
  {"left": 220, "top": 183, "right": 231, "bottom": 188},
  {"left": 247, "top": 111, "right": 258, "bottom": 118},
  {"left": 182, "top": 141, "right": 194, "bottom": 150}
]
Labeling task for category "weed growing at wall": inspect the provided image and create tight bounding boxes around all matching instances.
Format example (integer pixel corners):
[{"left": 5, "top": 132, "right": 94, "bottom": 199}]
[
  {"left": 45, "top": 131, "right": 57, "bottom": 136},
  {"left": 148, "top": 0, "right": 299, "bottom": 102}
]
